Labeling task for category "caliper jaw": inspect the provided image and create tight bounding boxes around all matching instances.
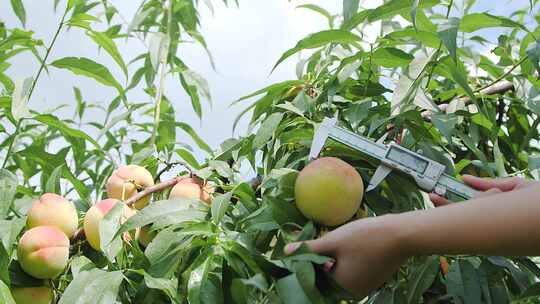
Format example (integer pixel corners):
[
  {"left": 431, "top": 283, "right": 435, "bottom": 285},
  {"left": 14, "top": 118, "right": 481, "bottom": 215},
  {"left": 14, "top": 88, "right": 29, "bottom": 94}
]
[{"left": 309, "top": 117, "right": 337, "bottom": 161}]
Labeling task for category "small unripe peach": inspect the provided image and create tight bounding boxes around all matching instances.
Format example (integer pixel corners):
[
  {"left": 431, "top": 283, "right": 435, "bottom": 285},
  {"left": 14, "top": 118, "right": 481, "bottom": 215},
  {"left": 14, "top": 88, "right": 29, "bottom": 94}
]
[
  {"left": 106, "top": 165, "right": 154, "bottom": 209},
  {"left": 26, "top": 193, "right": 79, "bottom": 238},
  {"left": 169, "top": 177, "right": 212, "bottom": 204},
  {"left": 83, "top": 199, "right": 135, "bottom": 251},
  {"left": 17, "top": 226, "right": 69, "bottom": 279},
  {"left": 11, "top": 286, "right": 53, "bottom": 304},
  {"left": 137, "top": 225, "right": 156, "bottom": 247},
  {"left": 295, "top": 157, "right": 364, "bottom": 226}
]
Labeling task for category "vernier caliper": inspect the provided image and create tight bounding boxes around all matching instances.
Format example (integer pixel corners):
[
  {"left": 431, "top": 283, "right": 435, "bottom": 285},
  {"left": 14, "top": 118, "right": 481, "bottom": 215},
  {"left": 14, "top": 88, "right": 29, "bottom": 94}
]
[{"left": 309, "top": 117, "right": 478, "bottom": 200}]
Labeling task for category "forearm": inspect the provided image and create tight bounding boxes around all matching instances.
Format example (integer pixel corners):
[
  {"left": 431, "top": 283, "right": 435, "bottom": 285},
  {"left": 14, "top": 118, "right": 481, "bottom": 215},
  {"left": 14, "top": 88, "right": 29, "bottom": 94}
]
[{"left": 397, "top": 184, "right": 540, "bottom": 257}]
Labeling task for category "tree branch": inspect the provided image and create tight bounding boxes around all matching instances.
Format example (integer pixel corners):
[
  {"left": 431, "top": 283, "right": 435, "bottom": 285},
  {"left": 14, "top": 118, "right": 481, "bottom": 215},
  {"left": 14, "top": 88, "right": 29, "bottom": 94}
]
[
  {"left": 125, "top": 176, "right": 184, "bottom": 207},
  {"left": 70, "top": 176, "right": 185, "bottom": 242},
  {"left": 422, "top": 80, "right": 515, "bottom": 120}
]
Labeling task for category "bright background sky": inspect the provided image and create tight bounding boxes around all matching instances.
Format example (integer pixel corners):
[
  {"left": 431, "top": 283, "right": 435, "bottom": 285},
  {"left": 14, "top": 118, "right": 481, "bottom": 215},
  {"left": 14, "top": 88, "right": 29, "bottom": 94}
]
[{"left": 0, "top": 0, "right": 532, "bottom": 163}]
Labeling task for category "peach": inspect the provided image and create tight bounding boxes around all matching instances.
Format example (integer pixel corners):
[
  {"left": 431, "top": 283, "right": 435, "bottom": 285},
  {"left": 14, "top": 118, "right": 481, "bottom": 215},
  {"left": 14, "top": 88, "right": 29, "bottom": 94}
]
[
  {"left": 26, "top": 193, "right": 79, "bottom": 238},
  {"left": 295, "top": 157, "right": 364, "bottom": 226},
  {"left": 169, "top": 177, "right": 212, "bottom": 204},
  {"left": 83, "top": 199, "right": 135, "bottom": 251},
  {"left": 17, "top": 226, "right": 69, "bottom": 279},
  {"left": 11, "top": 286, "right": 53, "bottom": 304},
  {"left": 106, "top": 165, "right": 154, "bottom": 209}
]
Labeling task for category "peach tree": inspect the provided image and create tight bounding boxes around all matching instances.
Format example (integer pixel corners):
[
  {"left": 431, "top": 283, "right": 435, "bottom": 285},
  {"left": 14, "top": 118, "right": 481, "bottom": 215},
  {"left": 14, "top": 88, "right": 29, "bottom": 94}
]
[{"left": 1, "top": 0, "right": 540, "bottom": 303}]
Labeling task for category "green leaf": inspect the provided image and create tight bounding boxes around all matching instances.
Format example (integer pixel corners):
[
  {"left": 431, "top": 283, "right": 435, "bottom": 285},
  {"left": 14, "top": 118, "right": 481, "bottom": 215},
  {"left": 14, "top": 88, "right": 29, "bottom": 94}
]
[
  {"left": 471, "top": 113, "right": 493, "bottom": 130},
  {"left": 297, "top": 4, "right": 333, "bottom": 27},
  {"left": 431, "top": 114, "right": 458, "bottom": 141},
  {"left": 253, "top": 113, "right": 284, "bottom": 149},
  {"left": 406, "top": 256, "right": 440, "bottom": 304},
  {"left": 175, "top": 149, "right": 201, "bottom": 169},
  {"left": 460, "top": 13, "right": 528, "bottom": 33},
  {"left": 368, "top": 0, "right": 439, "bottom": 22},
  {"left": 59, "top": 269, "right": 124, "bottom": 304},
  {"left": 528, "top": 155, "right": 540, "bottom": 171},
  {"left": 34, "top": 114, "right": 100, "bottom": 148},
  {"left": 0, "top": 218, "right": 25, "bottom": 257},
  {"left": 51, "top": 57, "right": 123, "bottom": 94},
  {"left": 442, "top": 57, "right": 476, "bottom": 102},
  {"left": 446, "top": 259, "right": 482, "bottom": 304},
  {"left": 180, "top": 69, "right": 212, "bottom": 106},
  {"left": 493, "top": 138, "right": 507, "bottom": 176},
  {"left": 272, "top": 30, "right": 361, "bottom": 72},
  {"left": 10, "top": 0, "right": 26, "bottom": 27},
  {"left": 144, "top": 273, "right": 180, "bottom": 303},
  {"left": 438, "top": 17, "right": 460, "bottom": 62},
  {"left": 519, "top": 283, "right": 540, "bottom": 300},
  {"left": 0, "top": 170, "right": 17, "bottom": 219},
  {"left": 187, "top": 250, "right": 221, "bottom": 304},
  {"left": 211, "top": 191, "right": 232, "bottom": 224},
  {"left": 0, "top": 280, "right": 15, "bottom": 304},
  {"left": 148, "top": 32, "right": 168, "bottom": 71},
  {"left": 526, "top": 40, "right": 540, "bottom": 75},
  {"left": 131, "top": 146, "right": 155, "bottom": 165},
  {"left": 411, "top": 0, "right": 420, "bottom": 29},
  {"left": 276, "top": 274, "right": 311, "bottom": 304},
  {"left": 115, "top": 198, "right": 209, "bottom": 238},
  {"left": 87, "top": 31, "right": 128, "bottom": 77},
  {"left": 372, "top": 47, "right": 414, "bottom": 68},
  {"left": 70, "top": 256, "right": 95, "bottom": 278},
  {"left": 234, "top": 80, "right": 302, "bottom": 104},
  {"left": 156, "top": 98, "right": 176, "bottom": 153},
  {"left": 99, "top": 202, "right": 124, "bottom": 262},
  {"left": 343, "top": 0, "right": 359, "bottom": 22},
  {"left": 176, "top": 122, "right": 212, "bottom": 154},
  {"left": 11, "top": 77, "right": 33, "bottom": 121},
  {"left": 44, "top": 165, "right": 63, "bottom": 194}
]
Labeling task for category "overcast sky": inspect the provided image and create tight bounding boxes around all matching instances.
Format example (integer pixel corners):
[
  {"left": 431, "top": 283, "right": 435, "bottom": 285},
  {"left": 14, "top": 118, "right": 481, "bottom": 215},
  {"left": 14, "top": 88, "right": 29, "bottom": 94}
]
[{"left": 0, "top": 0, "right": 532, "bottom": 163}]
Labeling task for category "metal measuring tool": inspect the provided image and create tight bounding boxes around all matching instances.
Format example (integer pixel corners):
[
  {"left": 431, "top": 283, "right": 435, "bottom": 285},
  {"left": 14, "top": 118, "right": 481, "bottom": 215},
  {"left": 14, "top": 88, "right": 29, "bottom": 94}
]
[{"left": 309, "top": 117, "right": 479, "bottom": 200}]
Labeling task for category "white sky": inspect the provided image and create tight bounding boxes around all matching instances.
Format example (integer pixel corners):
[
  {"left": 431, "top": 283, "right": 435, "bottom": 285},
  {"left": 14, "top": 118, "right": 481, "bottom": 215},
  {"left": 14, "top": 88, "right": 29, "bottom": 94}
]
[{"left": 0, "top": 0, "right": 532, "bottom": 163}]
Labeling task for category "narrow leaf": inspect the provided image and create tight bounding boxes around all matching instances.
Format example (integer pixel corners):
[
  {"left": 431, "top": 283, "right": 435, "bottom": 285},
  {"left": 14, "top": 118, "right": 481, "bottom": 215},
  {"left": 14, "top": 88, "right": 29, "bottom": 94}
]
[
  {"left": 10, "top": 0, "right": 26, "bottom": 27},
  {"left": 11, "top": 77, "right": 33, "bottom": 121},
  {"left": 87, "top": 31, "right": 128, "bottom": 77},
  {"left": 211, "top": 191, "right": 232, "bottom": 224},
  {"left": 51, "top": 57, "right": 123, "bottom": 94},
  {"left": 272, "top": 30, "right": 361, "bottom": 72},
  {"left": 438, "top": 17, "right": 460, "bottom": 62}
]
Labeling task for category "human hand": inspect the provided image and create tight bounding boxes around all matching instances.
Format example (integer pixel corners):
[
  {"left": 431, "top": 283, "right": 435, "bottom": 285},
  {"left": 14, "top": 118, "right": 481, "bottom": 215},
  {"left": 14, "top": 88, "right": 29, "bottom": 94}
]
[
  {"left": 284, "top": 215, "right": 408, "bottom": 299},
  {"left": 429, "top": 175, "right": 533, "bottom": 206}
]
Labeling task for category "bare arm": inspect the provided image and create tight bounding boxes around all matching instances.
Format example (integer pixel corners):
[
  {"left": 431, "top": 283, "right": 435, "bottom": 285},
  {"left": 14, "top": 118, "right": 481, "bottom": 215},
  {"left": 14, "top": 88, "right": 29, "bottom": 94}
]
[
  {"left": 285, "top": 175, "right": 540, "bottom": 298},
  {"left": 402, "top": 181, "right": 540, "bottom": 257}
]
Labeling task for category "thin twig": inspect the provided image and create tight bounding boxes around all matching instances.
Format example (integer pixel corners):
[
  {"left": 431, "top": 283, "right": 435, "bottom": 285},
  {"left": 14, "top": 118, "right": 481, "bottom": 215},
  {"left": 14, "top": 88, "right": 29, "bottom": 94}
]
[
  {"left": 2, "top": 6, "right": 69, "bottom": 168},
  {"left": 473, "top": 57, "right": 527, "bottom": 94},
  {"left": 154, "top": 161, "right": 193, "bottom": 182},
  {"left": 151, "top": 0, "right": 174, "bottom": 146}
]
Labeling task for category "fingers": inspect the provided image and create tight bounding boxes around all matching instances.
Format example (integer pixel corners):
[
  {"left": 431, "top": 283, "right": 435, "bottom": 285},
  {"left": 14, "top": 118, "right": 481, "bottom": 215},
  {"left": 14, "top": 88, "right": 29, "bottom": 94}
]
[
  {"left": 285, "top": 238, "right": 336, "bottom": 272},
  {"left": 284, "top": 237, "right": 334, "bottom": 256},
  {"left": 463, "top": 175, "right": 526, "bottom": 192},
  {"left": 430, "top": 186, "right": 504, "bottom": 206},
  {"left": 429, "top": 193, "right": 450, "bottom": 207},
  {"left": 474, "top": 187, "right": 503, "bottom": 198}
]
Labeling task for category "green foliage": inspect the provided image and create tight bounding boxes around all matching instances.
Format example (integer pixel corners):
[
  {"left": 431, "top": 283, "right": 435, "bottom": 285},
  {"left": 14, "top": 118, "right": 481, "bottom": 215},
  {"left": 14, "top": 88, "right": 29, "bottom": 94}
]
[{"left": 1, "top": 0, "right": 540, "bottom": 303}]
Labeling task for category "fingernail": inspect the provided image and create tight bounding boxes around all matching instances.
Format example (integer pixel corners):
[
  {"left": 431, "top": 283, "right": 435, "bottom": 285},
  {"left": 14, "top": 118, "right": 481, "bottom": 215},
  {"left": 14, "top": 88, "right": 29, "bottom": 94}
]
[
  {"left": 323, "top": 259, "right": 336, "bottom": 272},
  {"left": 284, "top": 242, "right": 300, "bottom": 255}
]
